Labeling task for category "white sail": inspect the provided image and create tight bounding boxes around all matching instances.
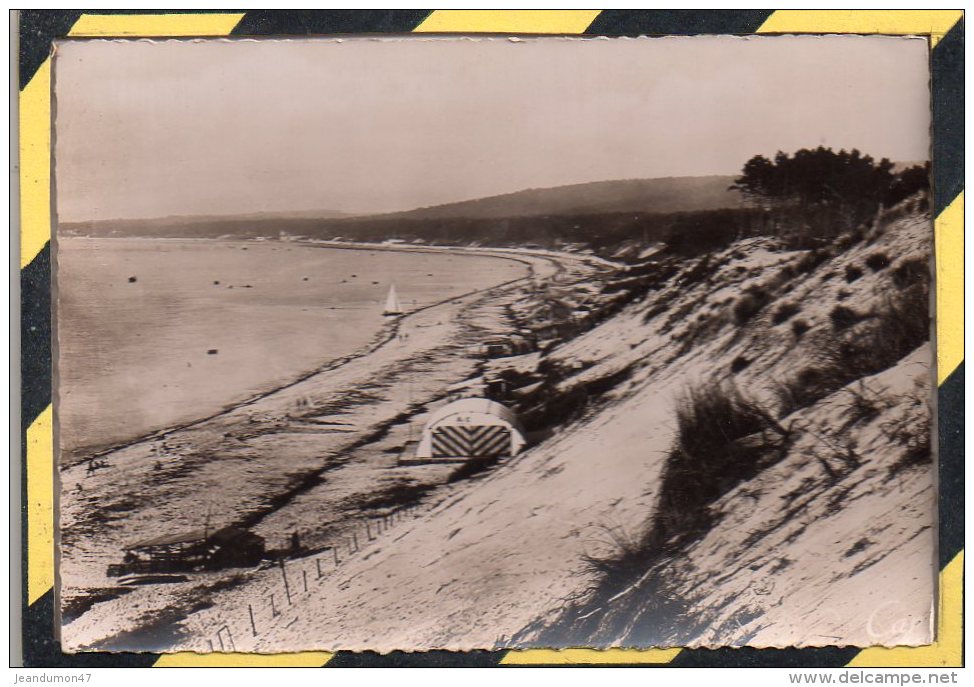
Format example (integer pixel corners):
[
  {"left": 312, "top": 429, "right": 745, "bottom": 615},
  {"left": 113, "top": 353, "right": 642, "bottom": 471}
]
[{"left": 383, "top": 284, "right": 402, "bottom": 316}]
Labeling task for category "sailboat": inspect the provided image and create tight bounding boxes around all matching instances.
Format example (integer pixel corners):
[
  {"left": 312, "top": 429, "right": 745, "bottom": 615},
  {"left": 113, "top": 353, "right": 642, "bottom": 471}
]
[{"left": 383, "top": 283, "right": 403, "bottom": 317}]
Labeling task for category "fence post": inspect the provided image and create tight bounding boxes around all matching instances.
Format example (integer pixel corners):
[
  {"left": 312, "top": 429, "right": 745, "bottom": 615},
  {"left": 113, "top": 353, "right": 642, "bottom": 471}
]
[
  {"left": 302, "top": 569, "right": 308, "bottom": 592},
  {"left": 269, "top": 593, "right": 280, "bottom": 618},
  {"left": 248, "top": 604, "right": 258, "bottom": 637},
  {"left": 333, "top": 547, "right": 341, "bottom": 566},
  {"left": 316, "top": 557, "right": 326, "bottom": 579},
  {"left": 217, "top": 625, "right": 235, "bottom": 652},
  {"left": 352, "top": 532, "right": 359, "bottom": 552},
  {"left": 366, "top": 521, "right": 374, "bottom": 540},
  {"left": 280, "top": 560, "right": 292, "bottom": 604}
]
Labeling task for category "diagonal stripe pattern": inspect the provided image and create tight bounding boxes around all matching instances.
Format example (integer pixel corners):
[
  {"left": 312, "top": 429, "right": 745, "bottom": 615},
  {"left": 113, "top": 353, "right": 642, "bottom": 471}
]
[
  {"left": 415, "top": 10, "right": 600, "bottom": 34},
  {"left": 432, "top": 426, "right": 511, "bottom": 458}
]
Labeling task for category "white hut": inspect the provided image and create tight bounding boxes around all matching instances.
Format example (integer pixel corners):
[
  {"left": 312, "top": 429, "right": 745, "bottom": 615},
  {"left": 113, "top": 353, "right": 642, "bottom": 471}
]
[{"left": 415, "top": 398, "right": 526, "bottom": 461}]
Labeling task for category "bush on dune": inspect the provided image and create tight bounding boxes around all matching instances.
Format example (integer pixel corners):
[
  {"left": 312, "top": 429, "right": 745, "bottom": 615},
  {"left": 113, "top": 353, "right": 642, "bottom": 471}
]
[
  {"left": 774, "top": 364, "right": 850, "bottom": 417},
  {"left": 650, "top": 384, "right": 788, "bottom": 549},
  {"left": 579, "top": 383, "right": 790, "bottom": 600},
  {"left": 865, "top": 252, "right": 891, "bottom": 272},
  {"left": 829, "top": 305, "right": 866, "bottom": 330},
  {"left": 844, "top": 264, "right": 864, "bottom": 283},
  {"left": 776, "top": 274, "right": 930, "bottom": 417},
  {"left": 891, "top": 256, "right": 930, "bottom": 290},
  {"left": 791, "top": 318, "right": 811, "bottom": 338},
  {"left": 732, "top": 287, "right": 770, "bottom": 324},
  {"left": 772, "top": 301, "right": 801, "bottom": 325},
  {"left": 794, "top": 248, "right": 832, "bottom": 275}
]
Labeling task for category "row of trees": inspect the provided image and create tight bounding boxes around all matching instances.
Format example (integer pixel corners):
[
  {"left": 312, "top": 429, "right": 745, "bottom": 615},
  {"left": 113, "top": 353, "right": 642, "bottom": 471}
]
[{"left": 730, "top": 147, "right": 929, "bottom": 246}]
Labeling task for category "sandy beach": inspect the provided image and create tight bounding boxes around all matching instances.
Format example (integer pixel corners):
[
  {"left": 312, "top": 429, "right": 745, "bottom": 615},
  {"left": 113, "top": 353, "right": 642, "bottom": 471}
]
[
  {"left": 55, "top": 238, "right": 530, "bottom": 456},
  {"left": 58, "top": 242, "right": 609, "bottom": 651}
]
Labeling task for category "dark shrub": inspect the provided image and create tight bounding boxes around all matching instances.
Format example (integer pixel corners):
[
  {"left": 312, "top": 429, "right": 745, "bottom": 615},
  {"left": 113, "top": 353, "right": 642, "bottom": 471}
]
[
  {"left": 885, "top": 407, "right": 932, "bottom": 478},
  {"left": 844, "top": 264, "right": 864, "bottom": 282},
  {"left": 677, "top": 311, "right": 727, "bottom": 354},
  {"left": 774, "top": 365, "right": 849, "bottom": 416},
  {"left": 865, "top": 252, "right": 891, "bottom": 271},
  {"left": 772, "top": 301, "right": 801, "bottom": 325},
  {"left": 765, "top": 264, "right": 797, "bottom": 292},
  {"left": 652, "top": 384, "right": 786, "bottom": 547},
  {"left": 863, "top": 282, "right": 930, "bottom": 368},
  {"left": 795, "top": 248, "right": 831, "bottom": 275},
  {"left": 791, "top": 319, "right": 810, "bottom": 337},
  {"left": 884, "top": 162, "right": 930, "bottom": 208},
  {"left": 680, "top": 255, "right": 712, "bottom": 286},
  {"left": 837, "top": 289, "right": 851, "bottom": 301},
  {"left": 730, "top": 355, "right": 751, "bottom": 373},
  {"left": 839, "top": 384, "right": 883, "bottom": 428},
  {"left": 891, "top": 256, "right": 930, "bottom": 290},
  {"left": 777, "top": 264, "right": 798, "bottom": 282},
  {"left": 830, "top": 305, "right": 864, "bottom": 330},
  {"left": 733, "top": 287, "right": 770, "bottom": 324},
  {"left": 779, "top": 278, "right": 930, "bottom": 416},
  {"left": 835, "top": 227, "right": 865, "bottom": 250}
]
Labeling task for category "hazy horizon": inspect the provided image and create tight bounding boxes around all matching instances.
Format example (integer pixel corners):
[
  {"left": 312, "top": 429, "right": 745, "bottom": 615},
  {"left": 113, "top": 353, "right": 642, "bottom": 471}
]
[
  {"left": 54, "top": 35, "right": 930, "bottom": 223},
  {"left": 58, "top": 172, "right": 747, "bottom": 224}
]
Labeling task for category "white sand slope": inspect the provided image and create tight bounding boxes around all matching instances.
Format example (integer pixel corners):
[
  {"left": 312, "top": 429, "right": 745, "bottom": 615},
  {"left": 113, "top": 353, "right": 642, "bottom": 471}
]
[
  {"left": 161, "top": 204, "right": 934, "bottom": 653},
  {"left": 62, "top": 204, "right": 935, "bottom": 653},
  {"left": 172, "top": 361, "right": 683, "bottom": 653}
]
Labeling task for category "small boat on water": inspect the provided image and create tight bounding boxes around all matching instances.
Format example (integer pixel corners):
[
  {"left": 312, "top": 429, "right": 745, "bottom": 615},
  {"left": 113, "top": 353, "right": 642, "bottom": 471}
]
[{"left": 383, "top": 283, "right": 403, "bottom": 317}]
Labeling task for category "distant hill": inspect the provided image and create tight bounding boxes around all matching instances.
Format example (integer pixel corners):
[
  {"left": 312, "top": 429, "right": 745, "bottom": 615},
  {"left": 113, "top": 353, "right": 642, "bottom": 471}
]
[
  {"left": 361, "top": 176, "right": 743, "bottom": 222},
  {"left": 59, "top": 209, "right": 354, "bottom": 239},
  {"left": 60, "top": 176, "right": 743, "bottom": 240}
]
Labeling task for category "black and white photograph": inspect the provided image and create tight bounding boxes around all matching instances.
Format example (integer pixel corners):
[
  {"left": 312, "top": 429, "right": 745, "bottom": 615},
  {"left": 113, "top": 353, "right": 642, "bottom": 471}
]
[{"left": 53, "top": 34, "right": 935, "bottom": 653}]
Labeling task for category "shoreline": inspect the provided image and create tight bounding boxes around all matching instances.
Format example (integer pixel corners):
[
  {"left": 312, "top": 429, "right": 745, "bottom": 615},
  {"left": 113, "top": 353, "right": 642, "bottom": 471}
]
[
  {"left": 57, "top": 240, "right": 574, "bottom": 465},
  {"left": 58, "top": 236, "right": 620, "bottom": 651},
  {"left": 58, "top": 246, "right": 595, "bottom": 650}
]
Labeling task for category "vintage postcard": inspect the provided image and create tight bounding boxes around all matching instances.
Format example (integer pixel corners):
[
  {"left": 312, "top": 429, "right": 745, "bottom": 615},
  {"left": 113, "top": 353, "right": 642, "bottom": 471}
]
[{"left": 52, "top": 34, "right": 935, "bottom": 654}]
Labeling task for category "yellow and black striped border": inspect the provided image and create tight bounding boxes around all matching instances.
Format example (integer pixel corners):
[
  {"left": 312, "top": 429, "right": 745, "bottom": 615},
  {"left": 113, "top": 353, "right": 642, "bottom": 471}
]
[{"left": 17, "top": 10, "right": 964, "bottom": 668}]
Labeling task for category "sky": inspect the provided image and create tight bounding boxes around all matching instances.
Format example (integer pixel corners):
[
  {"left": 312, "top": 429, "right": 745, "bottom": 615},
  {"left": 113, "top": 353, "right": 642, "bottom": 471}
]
[{"left": 53, "top": 35, "right": 931, "bottom": 222}]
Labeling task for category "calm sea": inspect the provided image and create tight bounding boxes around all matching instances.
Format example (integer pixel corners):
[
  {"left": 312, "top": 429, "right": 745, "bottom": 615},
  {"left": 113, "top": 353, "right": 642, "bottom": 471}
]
[{"left": 55, "top": 238, "right": 527, "bottom": 453}]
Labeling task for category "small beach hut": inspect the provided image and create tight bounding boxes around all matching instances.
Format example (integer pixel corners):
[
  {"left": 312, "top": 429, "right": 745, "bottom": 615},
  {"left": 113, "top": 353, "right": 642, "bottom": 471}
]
[
  {"left": 477, "top": 334, "right": 534, "bottom": 359},
  {"left": 415, "top": 398, "right": 526, "bottom": 461}
]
